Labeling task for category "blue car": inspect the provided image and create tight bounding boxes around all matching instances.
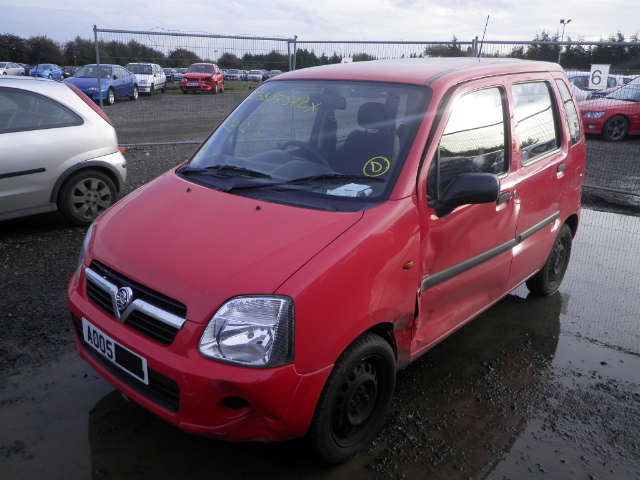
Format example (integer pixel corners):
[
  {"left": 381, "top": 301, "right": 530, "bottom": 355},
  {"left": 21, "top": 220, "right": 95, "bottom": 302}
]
[
  {"left": 28, "top": 63, "right": 64, "bottom": 80},
  {"left": 64, "top": 64, "right": 139, "bottom": 105}
]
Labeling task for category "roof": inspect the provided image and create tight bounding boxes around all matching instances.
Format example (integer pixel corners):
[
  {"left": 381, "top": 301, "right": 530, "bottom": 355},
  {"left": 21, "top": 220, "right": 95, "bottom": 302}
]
[{"left": 275, "top": 57, "right": 563, "bottom": 86}]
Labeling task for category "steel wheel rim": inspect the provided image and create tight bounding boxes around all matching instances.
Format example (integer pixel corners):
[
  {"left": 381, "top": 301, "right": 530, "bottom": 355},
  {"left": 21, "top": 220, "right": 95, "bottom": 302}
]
[
  {"left": 330, "top": 356, "right": 380, "bottom": 446},
  {"left": 547, "top": 236, "right": 568, "bottom": 285}
]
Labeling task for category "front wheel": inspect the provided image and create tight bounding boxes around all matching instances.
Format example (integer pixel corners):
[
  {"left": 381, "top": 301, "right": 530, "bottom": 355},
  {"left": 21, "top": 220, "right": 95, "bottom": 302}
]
[
  {"left": 308, "top": 333, "right": 396, "bottom": 463},
  {"left": 105, "top": 88, "right": 116, "bottom": 106},
  {"left": 57, "top": 170, "right": 117, "bottom": 226},
  {"left": 602, "top": 115, "right": 629, "bottom": 141},
  {"left": 526, "top": 224, "right": 572, "bottom": 296},
  {"left": 212, "top": 83, "right": 218, "bottom": 94}
]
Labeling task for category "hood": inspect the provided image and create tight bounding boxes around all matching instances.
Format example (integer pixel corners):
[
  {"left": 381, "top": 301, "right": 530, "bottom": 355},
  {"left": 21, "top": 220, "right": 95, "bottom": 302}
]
[
  {"left": 183, "top": 72, "right": 215, "bottom": 80},
  {"left": 90, "top": 172, "right": 363, "bottom": 323}
]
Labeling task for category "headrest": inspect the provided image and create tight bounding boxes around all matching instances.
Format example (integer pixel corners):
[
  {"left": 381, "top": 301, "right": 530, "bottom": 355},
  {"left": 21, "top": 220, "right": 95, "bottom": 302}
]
[{"left": 357, "top": 102, "right": 393, "bottom": 130}]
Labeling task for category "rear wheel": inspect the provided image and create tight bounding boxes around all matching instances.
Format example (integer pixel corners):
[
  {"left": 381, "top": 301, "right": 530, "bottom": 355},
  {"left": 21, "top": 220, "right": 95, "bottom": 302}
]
[
  {"left": 526, "top": 224, "right": 572, "bottom": 296},
  {"left": 602, "top": 115, "right": 629, "bottom": 141},
  {"left": 57, "top": 170, "right": 117, "bottom": 226},
  {"left": 129, "top": 85, "right": 139, "bottom": 101},
  {"left": 308, "top": 333, "right": 396, "bottom": 463}
]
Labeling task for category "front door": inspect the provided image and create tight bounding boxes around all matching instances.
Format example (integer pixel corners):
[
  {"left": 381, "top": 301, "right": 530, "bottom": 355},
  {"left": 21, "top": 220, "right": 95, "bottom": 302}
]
[{"left": 411, "top": 81, "right": 519, "bottom": 357}]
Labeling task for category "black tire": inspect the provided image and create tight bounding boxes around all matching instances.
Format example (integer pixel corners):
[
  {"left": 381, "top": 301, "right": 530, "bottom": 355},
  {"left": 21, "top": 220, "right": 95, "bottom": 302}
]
[
  {"left": 149, "top": 84, "right": 155, "bottom": 96},
  {"left": 182, "top": 89, "right": 188, "bottom": 94},
  {"left": 212, "top": 83, "right": 218, "bottom": 94},
  {"left": 105, "top": 88, "right": 116, "bottom": 106},
  {"left": 308, "top": 332, "right": 396, "bottom": 463},
  {"left": 526, "top": 224, "right": 572, "bottom": 296},
  {"left": 129, "top": 86, "right": 139, "bottom": 101},
  {"left": 57, "top": 170, "right": 117, "bottom": 226},
  {"left": 602, "top": 115, "right": 629, "bottom": 141},
  {"left": 160, "top": 83, "right": 166, "bottom": 93}
]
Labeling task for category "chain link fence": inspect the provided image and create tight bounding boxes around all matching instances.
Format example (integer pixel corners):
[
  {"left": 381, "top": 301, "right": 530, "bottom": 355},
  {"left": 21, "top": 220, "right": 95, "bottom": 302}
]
[{"left": 93, "top": 27, "right": 640, "bottom": 211}]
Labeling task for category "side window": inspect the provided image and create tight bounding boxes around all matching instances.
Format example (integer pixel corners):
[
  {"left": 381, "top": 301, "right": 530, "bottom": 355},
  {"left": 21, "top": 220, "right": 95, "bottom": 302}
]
[
  {"left": 512, "top": 82, "right": 560, "bottom": 164},
  {"left": 0, "top": 87, "right": 82, "bottom": 133},
  {"left": 555, "top": 79, "right": 582, "bottom": 145},
  {"left": 430, "top": 86, "right": 508, "bottom": 198}
]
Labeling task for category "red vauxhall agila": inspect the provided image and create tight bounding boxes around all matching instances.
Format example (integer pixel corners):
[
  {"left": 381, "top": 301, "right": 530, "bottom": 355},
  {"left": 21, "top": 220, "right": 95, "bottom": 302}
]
[{"left": 69, "top": 57, "right": 586, "bottom": 463}]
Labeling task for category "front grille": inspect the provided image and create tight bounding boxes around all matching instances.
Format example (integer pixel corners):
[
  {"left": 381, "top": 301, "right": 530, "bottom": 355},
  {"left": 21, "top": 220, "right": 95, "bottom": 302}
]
[
  {"left": 73, "top": 315, "right": 180, "bottom": 412},
  {"left": 86, "top": 261, "right": 187, "bottom": 346}
]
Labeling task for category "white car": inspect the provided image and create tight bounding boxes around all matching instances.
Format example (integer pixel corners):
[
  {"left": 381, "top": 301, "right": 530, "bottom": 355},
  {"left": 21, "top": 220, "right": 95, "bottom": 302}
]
[
  {"left": 124, "top": 63, "right": 166, "bottom": 95},
  {"left": 0, "top": 62, "right": 25, "bottom": 76},
  {"left": 0, "top": 76, "right": 127, "bottom": 225},
  {"left": 246, "top": 70, "right": 263, "bottom": 82}
]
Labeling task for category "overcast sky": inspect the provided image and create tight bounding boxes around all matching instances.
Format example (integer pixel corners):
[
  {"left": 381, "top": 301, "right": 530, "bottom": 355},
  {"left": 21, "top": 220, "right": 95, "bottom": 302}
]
[{"left": 1, "top": 0, "right": 638, "bottom": 45}]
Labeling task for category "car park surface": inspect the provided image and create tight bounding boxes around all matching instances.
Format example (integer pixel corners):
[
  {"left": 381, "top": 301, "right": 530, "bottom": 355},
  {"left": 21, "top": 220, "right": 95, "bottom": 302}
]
[
  {"left": 64, "top": 64, "right": 139, "bottom": 106},
  {"left": 125, "top": 63, "right": 166, "bottom": 95},
  {"left": 68, "top": 57, "right": 586, "bottom": 462},
  {"left": 0, "top": 76, "right": 127, "bottom": 225}
]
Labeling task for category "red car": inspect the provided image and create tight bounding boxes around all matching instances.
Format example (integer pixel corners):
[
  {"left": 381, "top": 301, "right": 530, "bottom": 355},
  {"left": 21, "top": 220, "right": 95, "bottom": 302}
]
[
  {"left": 179, "top": 63, "right": 224, "bottom": 94},
  {"left": 69, "top": 58, "right": 585, "bottom": 463},
  {"left": 579, "top": 82, "right": 640, "bottom": 141}
]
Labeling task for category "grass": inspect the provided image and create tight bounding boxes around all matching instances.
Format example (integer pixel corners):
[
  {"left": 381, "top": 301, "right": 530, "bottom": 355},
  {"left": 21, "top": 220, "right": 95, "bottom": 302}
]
[{"left": 164, "top": 80, "right": 263, "bottom": 95}]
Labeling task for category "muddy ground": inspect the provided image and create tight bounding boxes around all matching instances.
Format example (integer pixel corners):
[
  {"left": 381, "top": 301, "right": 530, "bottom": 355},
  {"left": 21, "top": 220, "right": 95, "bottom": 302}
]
[{"left": 1, "top": 98, "right": 640, "bottom": 478}]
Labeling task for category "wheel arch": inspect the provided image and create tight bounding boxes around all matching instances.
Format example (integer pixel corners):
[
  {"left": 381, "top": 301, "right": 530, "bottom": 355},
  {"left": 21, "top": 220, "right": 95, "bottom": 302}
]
[
  {"left": 564, "top": 212, "right": 579, "bottom": 237},
  {"left": 50, "top": 161, "right": 125, "bottom": 205}
]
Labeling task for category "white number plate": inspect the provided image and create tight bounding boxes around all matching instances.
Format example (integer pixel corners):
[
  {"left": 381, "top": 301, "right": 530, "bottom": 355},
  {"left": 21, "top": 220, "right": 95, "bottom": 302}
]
[
  {"left": 187, "top": 82, "right": 199, "bottom": 86},
  {"left": 82, "top": 318, "right": 149, "bottom": 385}
]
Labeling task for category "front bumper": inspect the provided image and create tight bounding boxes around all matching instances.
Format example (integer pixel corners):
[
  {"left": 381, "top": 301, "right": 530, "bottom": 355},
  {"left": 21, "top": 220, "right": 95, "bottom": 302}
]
[{"left": 68, "top": 271, "right": 331, "bottom": 442}]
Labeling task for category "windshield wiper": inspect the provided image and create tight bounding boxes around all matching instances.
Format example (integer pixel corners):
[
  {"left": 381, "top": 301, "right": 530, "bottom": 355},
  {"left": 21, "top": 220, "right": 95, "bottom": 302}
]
[
  {"left": 179, "top": 165, "right": 271, "bottom": 179},
  {"left": 225, "top": 173, "right": 385, "bottom": 191}
]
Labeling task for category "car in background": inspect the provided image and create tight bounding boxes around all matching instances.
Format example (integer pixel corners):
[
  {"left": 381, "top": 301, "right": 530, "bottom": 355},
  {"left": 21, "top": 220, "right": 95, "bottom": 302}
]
[
  {"left": 20, "top": 64, "right": 34, "bottom": 75},
  {"left": 579, "top": 81, "right": 640, "bottom": 141},
  {"left": 62, "top": 67, "right": 79, "bottom": 78},
  {"left": 179, "top": 63, "right": 224, "bottom": 94},
  {"left": 173, "top": 68, "right": 187, "bottom": 82},
  {"left": 125, "top": 63, "right": 166, "bottom": 95},
  {"left": 0, "top": 76, "right": 127, "bottom": 225},
  {"left": 163, "top": 68, "right": 177, "bottom": 82},
  {"left": 587, "top": 75, "right": 640, "bottom": 99},
  {"left": 29, "top": 63, "right": 64, "bottom": 80},
  {"left": 246, "top": 69, "right": 264, "bottom": 82},
  {"left": 0, "top": 62, "right": 25, "bottom": 75},
  {"left": 267, "top": 69, "right": 282, "bottom": 78},
  {"left": 224, "top": 69, "right": 242, "bottom": 81},
  {"left": 64, "top": 64, "right": 139, "bottom": 106}
]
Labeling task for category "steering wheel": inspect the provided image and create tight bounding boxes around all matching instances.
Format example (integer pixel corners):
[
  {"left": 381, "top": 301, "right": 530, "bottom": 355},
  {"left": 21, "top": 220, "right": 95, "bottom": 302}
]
[{"left": 279, "top": 140, "right": 328, "bottom": 166}]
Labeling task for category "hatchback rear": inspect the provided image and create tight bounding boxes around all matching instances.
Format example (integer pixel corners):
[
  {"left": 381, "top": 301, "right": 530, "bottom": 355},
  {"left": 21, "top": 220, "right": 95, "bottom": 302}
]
[{"left": 0, "top": 76, "right": 127, "bottom": 224}]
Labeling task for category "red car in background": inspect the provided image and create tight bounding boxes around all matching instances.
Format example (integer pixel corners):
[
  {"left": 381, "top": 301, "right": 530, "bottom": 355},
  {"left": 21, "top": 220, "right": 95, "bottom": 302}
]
[
  {"left": 179, "top": 63, "right": 224, "bottom": 94},
  {"left": 579, "top": 81, "right": 640, "bottom": 141}
]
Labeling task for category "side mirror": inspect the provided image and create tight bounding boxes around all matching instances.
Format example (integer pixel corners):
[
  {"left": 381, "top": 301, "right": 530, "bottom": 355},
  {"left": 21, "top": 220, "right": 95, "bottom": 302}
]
[
  {"left": 112, "top": 75, "right": 118, "bottom": 80},
  {"left": 432, "top": 173, "right": 500, "bottom": 218}
]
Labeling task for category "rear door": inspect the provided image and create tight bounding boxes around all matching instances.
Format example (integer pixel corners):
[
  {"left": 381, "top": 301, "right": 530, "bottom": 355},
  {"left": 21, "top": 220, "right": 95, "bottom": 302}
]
[
  {"left": 503, "top": 76, "right": 570, "bottom": 289},
  {"left": 412, "top": 79, "right": 519, "bottom": 355}
]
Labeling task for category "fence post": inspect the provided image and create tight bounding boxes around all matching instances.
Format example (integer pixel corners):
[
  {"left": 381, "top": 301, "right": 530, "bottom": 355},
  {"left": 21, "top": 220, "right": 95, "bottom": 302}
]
[{"left": 93, "top": 25, "right": 103, "bottom": 109}]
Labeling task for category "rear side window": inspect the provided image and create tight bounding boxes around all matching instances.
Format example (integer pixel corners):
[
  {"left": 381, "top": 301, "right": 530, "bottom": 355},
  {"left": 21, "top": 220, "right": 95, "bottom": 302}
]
[
  {"left": 555, "top": 79, "right": 581, "bottom": 145},
  {"left": 0, "top": 87, "right": 82, "bottom": 133},
  {"left": 512, "top": 82, "right": 560, "bottom": 164},
  {"left": 431, "top": 86, "right": 508, "bottom": 198}
]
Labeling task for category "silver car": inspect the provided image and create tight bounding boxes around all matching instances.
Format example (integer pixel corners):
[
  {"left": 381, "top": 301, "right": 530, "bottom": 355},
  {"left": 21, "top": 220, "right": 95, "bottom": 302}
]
[
  {"left": 0, "top": 76, "right": 127, "bottom": 225},
  {"left": 0, "top": 62, "right": 25, "bottom": 76}
]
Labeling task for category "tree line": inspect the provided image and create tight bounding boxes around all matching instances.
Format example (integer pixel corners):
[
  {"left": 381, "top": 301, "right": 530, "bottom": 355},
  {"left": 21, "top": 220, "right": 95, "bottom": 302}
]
[{"left": 2, "top": 31, "right": 639, "bottom": 73}]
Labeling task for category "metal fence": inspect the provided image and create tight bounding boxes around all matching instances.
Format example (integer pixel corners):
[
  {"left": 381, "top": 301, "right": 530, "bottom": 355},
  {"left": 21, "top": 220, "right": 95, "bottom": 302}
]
[{"left": 93, "top": 27, "right": 640, "bottom": 211}]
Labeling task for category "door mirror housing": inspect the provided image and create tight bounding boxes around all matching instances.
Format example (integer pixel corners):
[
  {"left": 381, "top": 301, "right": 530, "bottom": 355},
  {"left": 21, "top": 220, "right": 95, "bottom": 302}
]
[{"left": 432, "top": 172, "right": 500, "bottom": 218}]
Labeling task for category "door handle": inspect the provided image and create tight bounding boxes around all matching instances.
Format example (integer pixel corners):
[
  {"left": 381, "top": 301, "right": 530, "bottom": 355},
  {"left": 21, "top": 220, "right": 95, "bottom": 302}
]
[
  {"left": 497, "top": 191, "right": 512, "bottom": 205},
  {"left": 558, "top": 163, "right": 566, "bottom": 173}
]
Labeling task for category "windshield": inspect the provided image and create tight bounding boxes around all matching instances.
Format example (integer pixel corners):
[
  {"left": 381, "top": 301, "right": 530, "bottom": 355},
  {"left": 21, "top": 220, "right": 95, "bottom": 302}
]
[
  {"left": 188, "top": 64, "right": 215, "bottom": 74},
  {"left": 73, "top": 65, "right": 112, "bottom": 79},
  {"left": 180, "top": 79, "right": 430, "bottom": 211},
  {"left": 605, "top": 83, "right": 640, "bottom": 102},
  {"left": 126, "top": 64, "right": 153, "bottom": 75}
]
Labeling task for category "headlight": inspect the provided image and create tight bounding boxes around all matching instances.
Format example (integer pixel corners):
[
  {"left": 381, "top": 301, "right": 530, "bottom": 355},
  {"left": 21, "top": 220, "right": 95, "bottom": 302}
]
[
  {"left": 199, "top": 296, "right": 294, "bottom": 367},
  {"left": 76, "top": 222, "right": 95, "bottom": 279},
  {"left": 584, "top": 111, "right": 606, "bottom": 119},
  {"left": 87, "top": 87, "right": 99, "bottom": 92}
]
